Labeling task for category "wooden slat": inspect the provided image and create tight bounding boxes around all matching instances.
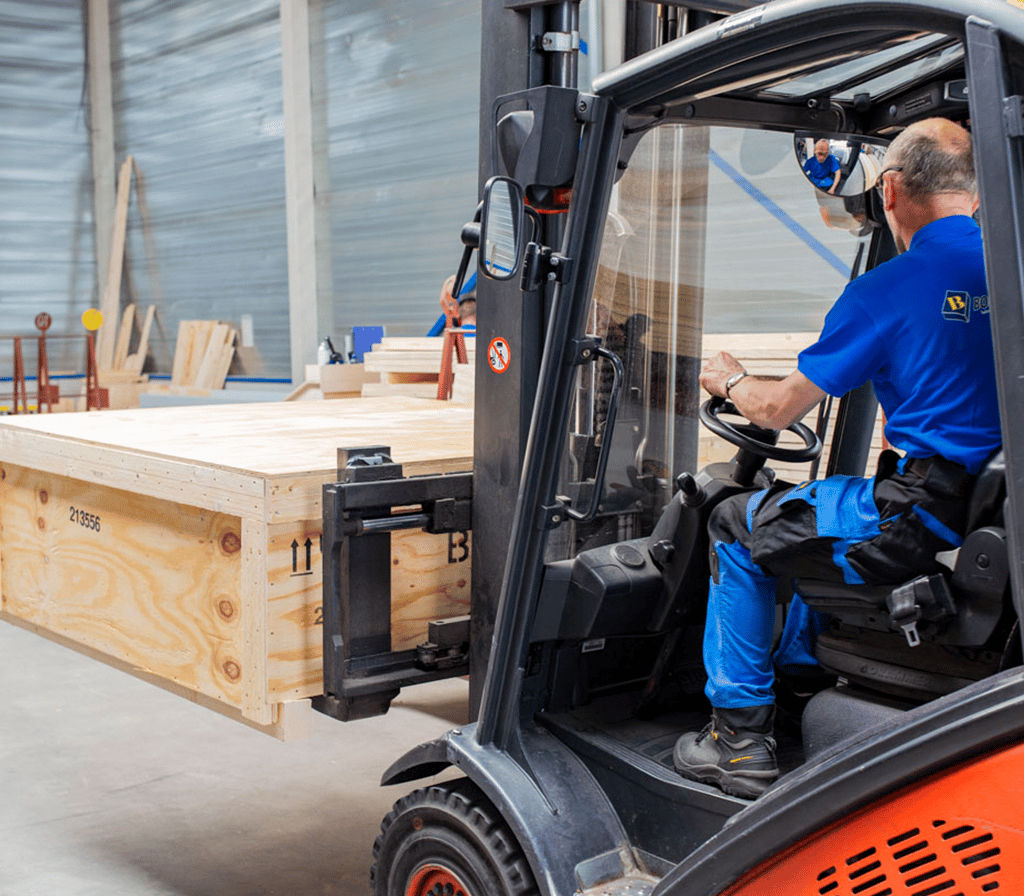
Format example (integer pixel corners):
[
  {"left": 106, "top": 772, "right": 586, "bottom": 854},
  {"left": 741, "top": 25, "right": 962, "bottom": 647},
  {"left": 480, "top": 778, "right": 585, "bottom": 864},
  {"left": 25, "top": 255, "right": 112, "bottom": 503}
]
[
  {"left": 361, "top": 381, "right": 439, "bottom": 399},
  {"left": 169, "top": 320, "right": 192, "bottom": 385},
  {"left": 242, "top": 516, "right": 271, "bottom": 724},
  {"left": 209, "top": 327, "right": 237, "bottom": 389},
  {"left": 95, "top": 155, "right": 133, "bottom": 370},
  {"left": 193, "top": 323, "right": 230, "bottom": 390},
  {"left": 364, "top": 352, "right": 466, "bottom": 374},
  {"left": 123, "top": 304, "right": 156, "bottom": 375},
  {"left": 111, "top": 302, "right": 135, "bottom": 371},
  {"left": 183, "top": 321, "right": 216, "bottom": 386},
  {"left": 377, "top": 337, "right": 449, "bottom": 352}
]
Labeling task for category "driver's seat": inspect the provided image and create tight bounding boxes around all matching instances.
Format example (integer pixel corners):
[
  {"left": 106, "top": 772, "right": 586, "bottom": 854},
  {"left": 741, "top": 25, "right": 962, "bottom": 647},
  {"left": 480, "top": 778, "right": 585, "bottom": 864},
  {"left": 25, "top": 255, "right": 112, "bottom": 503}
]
[{"left": 793, "top": 450, "right": 1013, "bottom": 703}]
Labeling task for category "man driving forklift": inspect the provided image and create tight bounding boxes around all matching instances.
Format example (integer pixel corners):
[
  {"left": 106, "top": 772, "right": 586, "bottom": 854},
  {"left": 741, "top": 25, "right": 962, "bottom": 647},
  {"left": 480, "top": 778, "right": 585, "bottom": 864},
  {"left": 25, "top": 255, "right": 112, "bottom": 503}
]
[{"left": 673, "top": 117, "right": 1003, "bottom": 799}]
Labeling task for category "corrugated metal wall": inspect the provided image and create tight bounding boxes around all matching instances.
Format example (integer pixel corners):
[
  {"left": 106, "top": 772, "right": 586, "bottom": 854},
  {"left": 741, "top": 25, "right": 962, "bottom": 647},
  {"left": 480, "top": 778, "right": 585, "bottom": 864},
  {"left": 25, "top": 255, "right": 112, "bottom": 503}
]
[
  {"left": 111, "top": 0, "right": 482, "bottom": 375},
  {"left": 111, "top": 0, "right": 289, "bottom": 377},
  {"left": 1, "top": 2, "right": 862, "bottom": 383},
  {"left": 0, "top": 1, "right": 95, "bottom": 379},
  {"left": 315, "top": 0, "right": 481, "bottom": 338},
  {"left": 0, "top": 0, "right": 482, "bottom": 383}
]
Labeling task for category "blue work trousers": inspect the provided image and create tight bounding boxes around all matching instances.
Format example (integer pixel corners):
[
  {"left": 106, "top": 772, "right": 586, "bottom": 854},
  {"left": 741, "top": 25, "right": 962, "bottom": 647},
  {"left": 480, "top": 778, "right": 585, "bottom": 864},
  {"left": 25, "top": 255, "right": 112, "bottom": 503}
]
[{"left": 702, "top": 468, "right": 965, "bottom": 709}]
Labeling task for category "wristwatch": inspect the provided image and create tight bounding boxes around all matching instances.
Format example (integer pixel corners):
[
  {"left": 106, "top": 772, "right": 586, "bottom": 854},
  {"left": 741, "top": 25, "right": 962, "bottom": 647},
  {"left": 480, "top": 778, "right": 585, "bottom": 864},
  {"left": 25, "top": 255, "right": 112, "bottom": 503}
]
[{"left": 724, "top": 370, "right": 748, "bottom": 399}]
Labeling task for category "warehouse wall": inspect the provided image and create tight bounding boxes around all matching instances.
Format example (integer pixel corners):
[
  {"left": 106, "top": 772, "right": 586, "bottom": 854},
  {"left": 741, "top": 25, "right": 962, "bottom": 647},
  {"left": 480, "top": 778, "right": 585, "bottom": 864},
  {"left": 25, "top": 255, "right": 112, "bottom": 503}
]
[
  {"left": 111, "top": 0, "right": 289, "bottom": 377},
  {"left": 316, "top": 0, "right": 482, "bottom": 341},
  {"left": 0, "top": 0, "right": 482, "bottom": 383},
  {"left": 0, "top": 1, "right": 96, "bottom": 377},
  {"left": 111, "top": 0, "right": 482, "bottom": 378}
]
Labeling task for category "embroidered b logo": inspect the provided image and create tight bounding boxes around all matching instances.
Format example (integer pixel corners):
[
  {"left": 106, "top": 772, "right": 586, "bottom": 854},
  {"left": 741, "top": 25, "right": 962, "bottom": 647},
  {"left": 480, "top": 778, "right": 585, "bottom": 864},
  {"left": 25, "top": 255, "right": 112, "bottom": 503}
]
[{"left": 942, "top": 290, "right": 970, "bottom": 322}]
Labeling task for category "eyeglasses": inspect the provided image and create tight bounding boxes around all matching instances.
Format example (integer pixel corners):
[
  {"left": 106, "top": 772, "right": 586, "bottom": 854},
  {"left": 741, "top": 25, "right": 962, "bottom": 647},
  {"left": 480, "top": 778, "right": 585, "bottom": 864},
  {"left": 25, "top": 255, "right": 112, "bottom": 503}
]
[{"left": 875, "top": 165, "right": 904, "bottom": 194}]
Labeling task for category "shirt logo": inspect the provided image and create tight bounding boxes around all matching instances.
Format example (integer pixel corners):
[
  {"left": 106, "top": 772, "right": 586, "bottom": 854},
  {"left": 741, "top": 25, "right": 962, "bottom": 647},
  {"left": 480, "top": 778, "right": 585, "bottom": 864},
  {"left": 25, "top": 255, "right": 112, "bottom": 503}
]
[{"left": 942, "top": 290, "right": 971, "bottom": 322}]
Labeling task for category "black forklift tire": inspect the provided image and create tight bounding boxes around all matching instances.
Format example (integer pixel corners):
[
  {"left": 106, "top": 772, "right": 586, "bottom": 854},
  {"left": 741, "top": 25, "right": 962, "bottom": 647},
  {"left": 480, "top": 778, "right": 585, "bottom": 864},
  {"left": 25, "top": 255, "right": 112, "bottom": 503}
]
[{"left": 370, "top": 778, "right": 539, "bottom": 896}]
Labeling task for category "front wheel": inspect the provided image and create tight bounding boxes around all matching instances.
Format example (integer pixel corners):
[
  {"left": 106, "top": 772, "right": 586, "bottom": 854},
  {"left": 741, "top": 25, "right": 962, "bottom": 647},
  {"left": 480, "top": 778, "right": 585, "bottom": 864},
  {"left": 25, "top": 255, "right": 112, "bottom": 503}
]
[{"left": 371, "top": 778, "right": 539, "bottom": 896}]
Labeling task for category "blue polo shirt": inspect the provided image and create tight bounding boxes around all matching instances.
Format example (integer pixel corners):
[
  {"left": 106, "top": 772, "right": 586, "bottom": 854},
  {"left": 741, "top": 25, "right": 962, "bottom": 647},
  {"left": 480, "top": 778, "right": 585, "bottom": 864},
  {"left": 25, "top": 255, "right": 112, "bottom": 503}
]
[
  {"left": 803, "top": 154, "right": 841, "bottom": 190},
  {"left": 798, "top": 215, "right": 1001, "bottom": 473}
]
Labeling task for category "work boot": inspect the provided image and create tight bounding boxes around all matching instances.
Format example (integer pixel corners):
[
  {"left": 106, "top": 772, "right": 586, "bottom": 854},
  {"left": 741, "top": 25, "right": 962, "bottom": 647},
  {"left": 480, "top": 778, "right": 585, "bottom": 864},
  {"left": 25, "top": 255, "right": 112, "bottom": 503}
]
[{"left": 673, "top": 705, "right": 778, "bottom": 799}]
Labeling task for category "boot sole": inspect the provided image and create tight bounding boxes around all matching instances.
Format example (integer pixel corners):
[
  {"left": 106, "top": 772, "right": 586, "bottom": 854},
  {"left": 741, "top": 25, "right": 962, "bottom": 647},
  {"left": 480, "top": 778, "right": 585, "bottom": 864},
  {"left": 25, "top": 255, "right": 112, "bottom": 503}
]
[{"left": 673, "top": 759, "right": 777, "bottom": 799}]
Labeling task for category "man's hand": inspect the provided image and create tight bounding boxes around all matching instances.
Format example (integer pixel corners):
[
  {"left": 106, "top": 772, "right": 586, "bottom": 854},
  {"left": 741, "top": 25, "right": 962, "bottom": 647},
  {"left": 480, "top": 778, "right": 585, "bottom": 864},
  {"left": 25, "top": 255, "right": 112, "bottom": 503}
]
[
  {"left": 700, "top": 351, "right": 746, "bottom": 398},
  {"left": 700, "top": 350, "right": 827, "bottom": 431}
]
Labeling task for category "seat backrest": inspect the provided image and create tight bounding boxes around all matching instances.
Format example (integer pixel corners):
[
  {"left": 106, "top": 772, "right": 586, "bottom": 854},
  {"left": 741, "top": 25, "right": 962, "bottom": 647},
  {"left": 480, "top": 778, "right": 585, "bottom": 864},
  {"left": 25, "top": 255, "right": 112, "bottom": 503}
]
[{"left": 966, "top": 448, "right": 1005, "bottom": 532}]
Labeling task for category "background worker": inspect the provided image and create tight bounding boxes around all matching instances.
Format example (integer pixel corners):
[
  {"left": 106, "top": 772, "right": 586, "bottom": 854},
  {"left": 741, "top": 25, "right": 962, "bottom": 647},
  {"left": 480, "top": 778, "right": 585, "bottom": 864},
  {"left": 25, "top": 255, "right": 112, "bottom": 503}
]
[
  {"left": 673, "top": 117, "right": 1002, "bottom": 799},
  {"left": 803, "top": 138, "right": 842, "bottom": 193},
  {"left": 427, "top": 272, "right": 477, "bottom": 336}
]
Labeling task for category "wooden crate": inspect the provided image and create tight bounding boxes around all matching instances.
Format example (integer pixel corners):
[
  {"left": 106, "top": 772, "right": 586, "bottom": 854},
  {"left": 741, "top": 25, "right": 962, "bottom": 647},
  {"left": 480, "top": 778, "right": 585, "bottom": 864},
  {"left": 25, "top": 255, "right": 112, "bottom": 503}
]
[{"left": 0, "top": 398, "right": 473, "bottom": 738}]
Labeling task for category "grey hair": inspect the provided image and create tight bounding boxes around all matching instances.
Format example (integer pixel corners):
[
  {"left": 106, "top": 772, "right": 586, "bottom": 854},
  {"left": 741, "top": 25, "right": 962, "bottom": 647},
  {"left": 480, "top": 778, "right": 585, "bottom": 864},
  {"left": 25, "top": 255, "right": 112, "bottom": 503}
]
[{"left": 886, "top": 126, "right": 976, "bottom": 200}]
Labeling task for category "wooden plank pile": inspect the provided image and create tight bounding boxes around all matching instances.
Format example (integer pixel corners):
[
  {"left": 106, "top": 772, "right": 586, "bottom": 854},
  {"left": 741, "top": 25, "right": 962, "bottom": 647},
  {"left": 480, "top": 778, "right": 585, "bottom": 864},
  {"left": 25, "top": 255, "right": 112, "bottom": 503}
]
[
  {"left": 167, "top": 320, "right": 238, "bottom": 390},
  {"left": 0, "top": 397, "right": 473, "bottom": 738},
  {"left": 361, "top": 336, "right": 475, "bottom": 403}
]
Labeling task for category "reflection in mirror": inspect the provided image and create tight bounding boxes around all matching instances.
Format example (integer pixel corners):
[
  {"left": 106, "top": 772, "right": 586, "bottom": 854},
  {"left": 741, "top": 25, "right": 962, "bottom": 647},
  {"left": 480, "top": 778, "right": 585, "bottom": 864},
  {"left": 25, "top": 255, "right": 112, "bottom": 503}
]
[
  {"left": 794, "top": 133, "right": 887, "bottom": 198},
  {"left": 481, "top": 177, "right": 525, "bottom": 280}
]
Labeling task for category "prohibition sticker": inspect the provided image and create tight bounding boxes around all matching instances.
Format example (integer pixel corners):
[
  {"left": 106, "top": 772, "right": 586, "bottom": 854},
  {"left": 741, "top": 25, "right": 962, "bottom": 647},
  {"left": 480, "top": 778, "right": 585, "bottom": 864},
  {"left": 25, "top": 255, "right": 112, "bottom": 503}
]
[{"left": 488, "top": 337, "right": 511, "bottom": 374}]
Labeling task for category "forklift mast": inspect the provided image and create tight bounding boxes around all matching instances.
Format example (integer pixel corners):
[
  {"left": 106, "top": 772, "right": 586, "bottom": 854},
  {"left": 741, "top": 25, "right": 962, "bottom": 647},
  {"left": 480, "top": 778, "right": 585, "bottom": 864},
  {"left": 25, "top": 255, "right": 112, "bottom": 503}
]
[{"left": 470, "top": 0, "right": 740, "bottom": 715}]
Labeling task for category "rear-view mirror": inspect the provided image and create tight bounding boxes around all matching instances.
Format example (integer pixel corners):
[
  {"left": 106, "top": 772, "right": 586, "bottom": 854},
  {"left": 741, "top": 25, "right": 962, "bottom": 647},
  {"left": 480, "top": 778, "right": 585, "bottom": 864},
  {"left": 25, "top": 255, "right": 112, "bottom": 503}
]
[
  {"left": 480, "top": 176, "right": 526, "bottom": 280},
  {"left": 795, "top": 133, "right": 888, "bottom": 197}
]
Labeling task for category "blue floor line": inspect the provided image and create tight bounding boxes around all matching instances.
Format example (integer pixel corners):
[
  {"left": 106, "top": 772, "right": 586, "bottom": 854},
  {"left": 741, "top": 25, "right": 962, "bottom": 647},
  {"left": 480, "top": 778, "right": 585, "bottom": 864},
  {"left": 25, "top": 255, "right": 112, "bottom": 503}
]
[{"left": 709, "top": 149, "right": 852, "bottom": 279}]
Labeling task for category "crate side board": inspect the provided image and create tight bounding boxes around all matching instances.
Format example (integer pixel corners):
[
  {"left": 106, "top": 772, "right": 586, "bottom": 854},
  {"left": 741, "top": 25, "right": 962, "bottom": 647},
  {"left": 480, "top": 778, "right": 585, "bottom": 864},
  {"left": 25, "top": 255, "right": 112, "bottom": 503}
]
[
  {"left": 0, "top": 399, "right": 477, "bottom": 734},
  {"left": 263, "top": 458, "right": 473, "bottom": 525},
  {"left": 242, "top": 516, "right": 272, "bottom": 724},
  {"left": 0, "top": 427, "right": 265, "bottom": 518},
  {"left": 264, "top": 523, "right": 472, "bottom": 700},
  {"left": 0, "top": 464, "right": 247, "bottom": 708}
]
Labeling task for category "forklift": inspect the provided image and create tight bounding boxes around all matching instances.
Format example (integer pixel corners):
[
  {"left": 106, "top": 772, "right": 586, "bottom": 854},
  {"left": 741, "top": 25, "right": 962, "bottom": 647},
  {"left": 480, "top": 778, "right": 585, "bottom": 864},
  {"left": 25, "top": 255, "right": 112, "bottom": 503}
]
[{"left": 315, "top": 1, "right": 1024, "bottom": 893}]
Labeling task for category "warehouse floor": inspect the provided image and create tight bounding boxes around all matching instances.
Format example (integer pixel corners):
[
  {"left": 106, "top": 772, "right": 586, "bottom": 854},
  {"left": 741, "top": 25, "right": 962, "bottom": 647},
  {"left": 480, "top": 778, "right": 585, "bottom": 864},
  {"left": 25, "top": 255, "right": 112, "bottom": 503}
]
[{"left": 0, "top": 621, "right": 469, "bottom": 896}]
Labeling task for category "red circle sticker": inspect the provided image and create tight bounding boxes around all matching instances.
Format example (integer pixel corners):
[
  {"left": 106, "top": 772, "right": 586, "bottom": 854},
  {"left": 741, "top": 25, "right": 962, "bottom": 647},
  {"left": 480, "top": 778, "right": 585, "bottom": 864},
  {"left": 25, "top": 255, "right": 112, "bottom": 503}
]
[{"left": 488, "top": 337, "right": 511, "bottom": 374}]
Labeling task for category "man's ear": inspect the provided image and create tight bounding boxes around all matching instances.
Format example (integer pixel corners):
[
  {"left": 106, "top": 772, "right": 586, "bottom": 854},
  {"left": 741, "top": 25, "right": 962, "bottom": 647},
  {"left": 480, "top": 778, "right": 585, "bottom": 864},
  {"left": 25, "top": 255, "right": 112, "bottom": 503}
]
[{"left": 881, "top": 178, "right": 894, "bottom": 211}]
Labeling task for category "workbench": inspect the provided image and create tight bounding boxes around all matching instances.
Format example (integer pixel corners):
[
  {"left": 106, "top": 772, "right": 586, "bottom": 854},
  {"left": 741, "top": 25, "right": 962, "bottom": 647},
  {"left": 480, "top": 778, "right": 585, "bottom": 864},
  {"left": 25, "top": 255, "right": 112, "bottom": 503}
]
[{"left": 0, "top": 398, "right": 473, "bottom": 738}]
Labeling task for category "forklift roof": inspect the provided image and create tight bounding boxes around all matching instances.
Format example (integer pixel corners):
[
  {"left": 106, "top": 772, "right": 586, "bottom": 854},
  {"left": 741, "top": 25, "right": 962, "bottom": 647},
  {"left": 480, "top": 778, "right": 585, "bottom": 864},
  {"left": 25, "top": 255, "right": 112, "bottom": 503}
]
[{"left": 594, "top": 0, "right": 1024, "bottom": 133}]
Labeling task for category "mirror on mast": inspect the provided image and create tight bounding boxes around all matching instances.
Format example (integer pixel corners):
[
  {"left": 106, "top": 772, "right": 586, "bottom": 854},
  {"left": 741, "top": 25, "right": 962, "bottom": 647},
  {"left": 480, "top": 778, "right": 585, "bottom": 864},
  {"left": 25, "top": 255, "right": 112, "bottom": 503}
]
[
  {"left": 794, "top": 133, "right": 888, "bottom": 197},
  {"left": 480, "top": 176, "right": 527, "bottom": 280}
]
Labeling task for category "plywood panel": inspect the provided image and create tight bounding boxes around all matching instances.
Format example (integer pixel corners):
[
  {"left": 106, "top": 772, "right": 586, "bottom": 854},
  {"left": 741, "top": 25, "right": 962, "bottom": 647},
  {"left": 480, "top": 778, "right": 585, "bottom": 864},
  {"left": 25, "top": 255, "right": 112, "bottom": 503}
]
[
  {"left": 0, "top": 399, "right": 473, "bottom": 523},
  {"left": 0, "top": 464, "right": 245, "bottom": 708},
  {"left": 0, "top": 398, "right": 472, "bottom": 480},
  {"left": 263, "top": 522, "right": 472, "bottom": 701}
]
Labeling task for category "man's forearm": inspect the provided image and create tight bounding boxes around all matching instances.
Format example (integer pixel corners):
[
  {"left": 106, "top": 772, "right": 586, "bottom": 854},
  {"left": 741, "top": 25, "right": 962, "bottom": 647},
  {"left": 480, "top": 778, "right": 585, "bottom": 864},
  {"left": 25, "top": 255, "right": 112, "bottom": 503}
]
[
  {"left": 699, "top": 351, "right": 827, "bottom": 431},
  {"left": 724, "top": 371, "right": 826, "bottom": 431}
]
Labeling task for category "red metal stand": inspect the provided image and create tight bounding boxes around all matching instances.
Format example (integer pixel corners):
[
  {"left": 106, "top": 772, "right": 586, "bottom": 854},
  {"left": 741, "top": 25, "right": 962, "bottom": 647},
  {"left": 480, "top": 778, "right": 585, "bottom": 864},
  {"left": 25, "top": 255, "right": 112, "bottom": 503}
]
[
  {"left": 437, "top": 280, "right": 470, "bottom": 401},
  {"left": 35, "top": 312, "right": 58, "bottom": 412},
  {"left": 11, "top": 337, "right": 28, "bottom": 414},
  {"left": 85, "top": 332, "right": 109, "bottom": 411}
]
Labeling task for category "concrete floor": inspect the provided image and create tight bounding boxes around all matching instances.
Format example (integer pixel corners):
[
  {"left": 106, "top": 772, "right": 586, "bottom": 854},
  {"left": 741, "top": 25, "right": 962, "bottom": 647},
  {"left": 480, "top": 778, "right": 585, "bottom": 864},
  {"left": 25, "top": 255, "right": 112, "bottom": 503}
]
[{"left": 0, "top": 621, "right": 469, "bottom": 896}]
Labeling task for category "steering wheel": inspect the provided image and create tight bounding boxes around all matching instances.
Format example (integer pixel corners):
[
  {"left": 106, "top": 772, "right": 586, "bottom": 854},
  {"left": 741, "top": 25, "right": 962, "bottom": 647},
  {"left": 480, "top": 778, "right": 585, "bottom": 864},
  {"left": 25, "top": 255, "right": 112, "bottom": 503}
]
[{"left": 700, "top": 397, "right": 822, "bottom": 463}]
